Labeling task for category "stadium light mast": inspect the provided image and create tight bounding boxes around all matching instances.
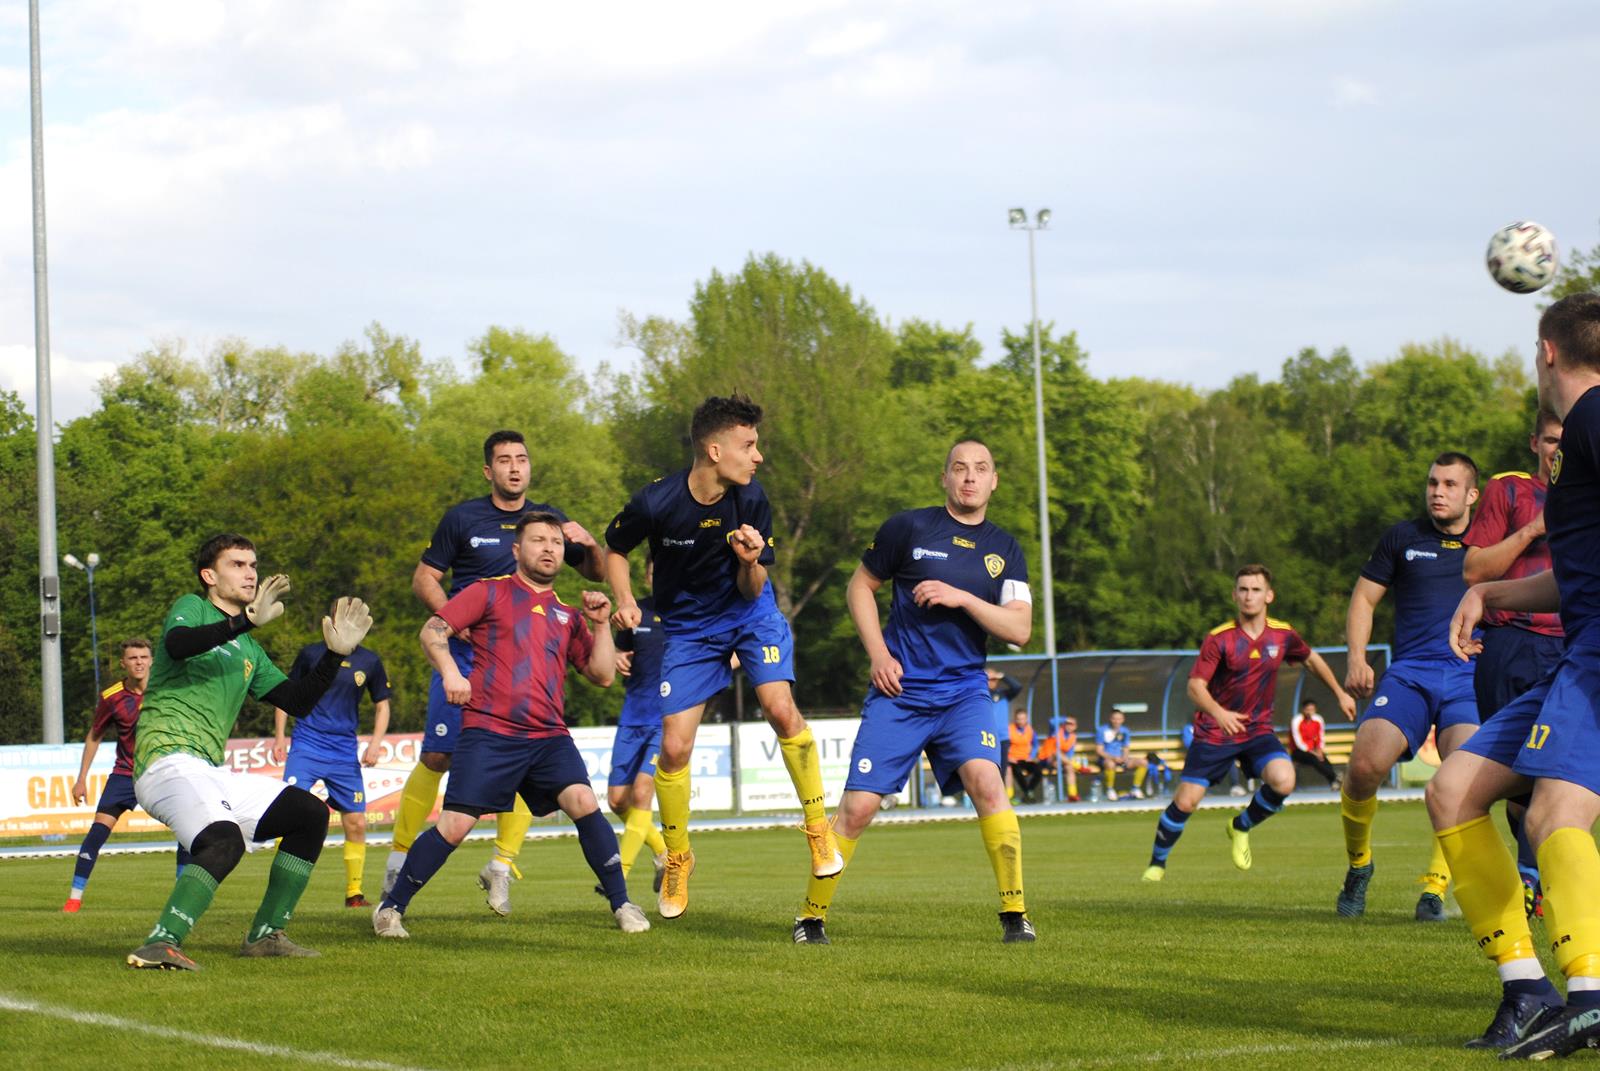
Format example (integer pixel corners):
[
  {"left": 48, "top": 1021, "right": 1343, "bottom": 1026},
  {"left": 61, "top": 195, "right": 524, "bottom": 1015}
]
[
  {"left": 63, "top": 554, "right": 102, "bottom": 698},
  {"left": 30, "top": 0, "right": 65, "bottom": 744},
  {"left": 1007, "top": 207, "right": 1062, "bottom": 740}
]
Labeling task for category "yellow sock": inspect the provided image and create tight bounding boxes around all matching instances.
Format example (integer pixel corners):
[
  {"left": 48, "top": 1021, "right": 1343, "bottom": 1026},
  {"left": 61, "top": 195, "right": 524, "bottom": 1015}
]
[
  {"left": 1133, "top": 766, "right": 1147, "bottom": 790},
  {"left": 644, "top": 821, "right": 666, "bottom": 857},
  {"left": 493, "top": 795, "right": 534, "bottom": 865},
  {"left": 1340, "top": 787, "right": 1378, "bottom": 867},
  {"left": 343, "top": 840, "right": 365, "bottom": 898},
  {"left": 618, "top": 807, "right": 654, "bottom": 877},
  {"left": 1438, "top": 815, "right": 1533, "bottom": 964},
  {"left": 800, "top": 832, "right": 859, "bottom": 921},
  {"left": 979, "top": 809, "right": 1025, "bottom": 913},
  {"left": 778, "top": 728, "right": 827, "bottom": 825},
  {"left": 1418, "top": 835, "right": 1451, "bottom": 897},
  {"left": 393, "top": 763, "right": 443, "bottom": 853},
  {"left": 1538, "top": 828, "right": 1600, "bottom": 981},
  {"left": 655, "top": 765, "right": 692, "bottom": 855}
]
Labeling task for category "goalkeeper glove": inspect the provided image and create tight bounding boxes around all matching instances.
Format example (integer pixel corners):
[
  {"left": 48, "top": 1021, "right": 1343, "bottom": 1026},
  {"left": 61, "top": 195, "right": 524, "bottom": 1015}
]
[
  {"left": 322, "top": 596, "right": 373, "bottom": 655},
  {"left": 245, "top": 574, "right": 291, "bottom": 628}
]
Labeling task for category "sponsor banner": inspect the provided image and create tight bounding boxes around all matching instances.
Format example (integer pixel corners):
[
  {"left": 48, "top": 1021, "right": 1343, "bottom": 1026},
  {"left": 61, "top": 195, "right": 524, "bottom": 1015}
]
[
  {"left": 735, "top": 717, "right": 911, "bottom": 811},
  {"left": 575, "top": 724, "right": 734, "bottom": 811}
]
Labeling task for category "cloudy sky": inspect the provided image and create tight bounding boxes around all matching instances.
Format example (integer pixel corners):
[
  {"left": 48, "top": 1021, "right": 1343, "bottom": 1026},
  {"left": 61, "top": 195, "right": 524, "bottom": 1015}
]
[{"left": 1, "top": 0, "right": 1596, "bottom": 424}]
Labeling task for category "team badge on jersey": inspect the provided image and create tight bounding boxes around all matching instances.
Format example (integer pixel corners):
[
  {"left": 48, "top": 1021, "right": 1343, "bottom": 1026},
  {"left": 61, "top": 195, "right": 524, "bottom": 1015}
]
[
  {"left": 984, "top": 554, "right": 1005, "bottom": 578},
  {"left": 243, "top": 658, "right": 255, "bottom": 682},
  {"left": 353, "top": 670, "right": 367, "bottom": 687},
  {"left": 1552, "top": 449, "right": 1564, "bottom": 485}
]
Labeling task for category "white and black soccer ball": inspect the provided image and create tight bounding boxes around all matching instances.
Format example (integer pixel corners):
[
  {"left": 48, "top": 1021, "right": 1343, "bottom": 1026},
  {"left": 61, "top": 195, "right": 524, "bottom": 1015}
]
[{"left": 1486, "top": 221, "right": 1559, "bottom": 294}]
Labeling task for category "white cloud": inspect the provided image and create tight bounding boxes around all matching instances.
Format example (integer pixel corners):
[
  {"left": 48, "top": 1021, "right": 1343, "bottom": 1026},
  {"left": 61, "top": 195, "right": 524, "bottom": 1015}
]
[
  {"left": 0, "top": 343, "right": 115, "bottom": 423},
  {"left": 1333, "top": 76, "right": 1379, "bottom": 106}
]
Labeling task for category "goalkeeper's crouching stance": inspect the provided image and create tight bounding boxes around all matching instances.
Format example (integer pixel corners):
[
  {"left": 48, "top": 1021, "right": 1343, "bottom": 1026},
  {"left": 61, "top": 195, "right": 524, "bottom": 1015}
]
[{"left": 126, "top": 533, "right": 374, "bottom": 971}]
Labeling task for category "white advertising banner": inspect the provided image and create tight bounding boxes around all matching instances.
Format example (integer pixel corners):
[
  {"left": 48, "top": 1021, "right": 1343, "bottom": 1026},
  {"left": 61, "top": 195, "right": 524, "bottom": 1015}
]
[
  {"left": 735, "top": 717, "right": 912, "bottom": 812},
  {"left": 572, "top": 724, "right": 733, "bottom": 811}
]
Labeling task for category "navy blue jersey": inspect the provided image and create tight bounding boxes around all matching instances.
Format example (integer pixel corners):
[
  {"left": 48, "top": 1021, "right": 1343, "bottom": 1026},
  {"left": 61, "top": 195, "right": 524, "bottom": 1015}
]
[
  {"left": 287, "top": 643, "right": 390, "bottom": 743},
  {"left": 1360, "top": 516, "right": 1473, "bottom": 662},
  {"left": 1547, "top": 386, "right": 1600, "bottom": 647},
  {"left": 605, "top": 470, "right": 778, "bottom": 635},
  {"left": 615, "top": 596, "right": 665, "bottom": 728},
  {"left": 421, "top": 496, "right": 581, "bottom": 596},
  {"left": 861, "top": 506, "right": 1030, "bottom": 700}
]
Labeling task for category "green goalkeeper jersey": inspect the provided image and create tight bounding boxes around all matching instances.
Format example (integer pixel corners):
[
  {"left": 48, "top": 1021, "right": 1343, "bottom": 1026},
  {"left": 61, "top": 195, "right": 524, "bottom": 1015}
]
[{"left": 132, "top": 593, "right": 288, "bottom": 777}]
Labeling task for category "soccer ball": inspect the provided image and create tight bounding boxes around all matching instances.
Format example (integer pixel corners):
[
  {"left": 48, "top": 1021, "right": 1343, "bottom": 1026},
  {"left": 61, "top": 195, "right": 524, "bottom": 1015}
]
[{"left": 1486, "top": 221, "right": 1559, "bottom": 294}]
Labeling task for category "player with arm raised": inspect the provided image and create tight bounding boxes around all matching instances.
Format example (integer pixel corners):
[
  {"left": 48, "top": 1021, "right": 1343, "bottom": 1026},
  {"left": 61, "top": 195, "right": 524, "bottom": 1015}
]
[
  {"left": 1338, "top": 453, "right": 1481, "bottom": 921},
  {"left": 794, "top": 439, "right": 1035, "bottom": 944},
  {"left": 372, "top": 512, "right": 647, "bottom": 937},
  {"left": 1142, "top": 565, "right": 1354, "bottom": 882},
  {"left": 605, "top": 394, "right": 841, "bottom": 921},
  {"left": 385, "top": 429, "right": 604, "bottom": 915},
  {"left": 125, "top": 534, "right": 372, "bottom": 971}
]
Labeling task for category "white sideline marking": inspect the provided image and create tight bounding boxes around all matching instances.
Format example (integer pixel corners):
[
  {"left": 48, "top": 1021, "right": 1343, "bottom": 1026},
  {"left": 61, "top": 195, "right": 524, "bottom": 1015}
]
[
  {"left": 0, "top": 993, "right": 438, "bottom": 1071},
  {"left": 975, "top": 1034, "right": 1410, "bottom": 1069}
]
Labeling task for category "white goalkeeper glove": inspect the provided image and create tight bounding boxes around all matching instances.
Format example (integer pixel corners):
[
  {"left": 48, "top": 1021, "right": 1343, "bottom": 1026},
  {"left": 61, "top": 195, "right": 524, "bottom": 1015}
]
[
  {"left": 245, "top": 574, "right": 291, "bottom": 628},
  {"left": 322, "top": 596, "right": 373, "bottom": 655}
]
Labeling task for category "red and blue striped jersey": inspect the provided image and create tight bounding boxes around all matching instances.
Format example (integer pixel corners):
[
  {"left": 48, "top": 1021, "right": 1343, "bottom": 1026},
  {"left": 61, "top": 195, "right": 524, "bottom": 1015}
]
[
  {"left": 1189, "top": 618, "right": 1310, "bottom": 744},
  {"left": 91, "top": 681, "right": 142, "bottom": 777},
  {"left": 1464, "top": 472, "right": 1563, "bottom": 638}
]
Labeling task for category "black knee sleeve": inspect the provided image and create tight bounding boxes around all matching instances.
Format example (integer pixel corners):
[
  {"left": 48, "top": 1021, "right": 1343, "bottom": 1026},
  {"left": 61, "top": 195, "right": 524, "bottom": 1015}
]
[
  {"left": 190, "top": 821, "right": 246, "bottom": 883},
  {"left": 254, "top": 785, "right": 330, "bottom": 863}
]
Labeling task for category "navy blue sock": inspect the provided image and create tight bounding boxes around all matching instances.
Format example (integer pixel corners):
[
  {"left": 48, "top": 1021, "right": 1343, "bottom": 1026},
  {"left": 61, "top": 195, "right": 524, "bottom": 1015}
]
[
  {"left": 1568, "top": 990, "right": 1600, "bottom": 1008},
  {"left": 575, "top": 810, "right": 628, "bottom": 910},
  {"left": 1505, "top": 977, "right": 1561, "bottom": 999},
  {"left": 1149, "top": 803, "right": 1191, "bottom": 867},
  {"left": 71, "top": 822, "right": 113, "bottom": 892},
  {"left": 1234, "top": 785, "right": 1289, "bottom": 832},
  {"left": 384, "top": 827, "right": 456, "bottom": 913},
  {"left": 176, "top": 843, "right": 191, "bottom": 877}
]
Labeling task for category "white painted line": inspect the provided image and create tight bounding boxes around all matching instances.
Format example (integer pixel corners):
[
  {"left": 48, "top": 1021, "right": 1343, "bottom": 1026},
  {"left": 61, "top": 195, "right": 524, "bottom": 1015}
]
[{"left": 0, "top": 992, "right": 439, "bottom": 1071}]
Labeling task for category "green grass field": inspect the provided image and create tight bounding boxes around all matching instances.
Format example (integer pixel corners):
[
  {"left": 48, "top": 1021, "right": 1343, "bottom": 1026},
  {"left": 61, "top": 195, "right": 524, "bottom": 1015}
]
[{"left": 0, "top": 800, "right": 1548, "bottom": 1070}]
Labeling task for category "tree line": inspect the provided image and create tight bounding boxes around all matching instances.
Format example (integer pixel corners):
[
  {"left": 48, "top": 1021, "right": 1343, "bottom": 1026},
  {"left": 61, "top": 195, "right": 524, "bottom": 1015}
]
[{"left": 2, "top": 241, "right": 1596, "bottom": 744}]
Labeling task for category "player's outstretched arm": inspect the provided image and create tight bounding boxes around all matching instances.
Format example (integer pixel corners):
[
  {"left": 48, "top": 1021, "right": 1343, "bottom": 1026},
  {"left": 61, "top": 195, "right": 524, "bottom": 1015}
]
[
  {"left": 911, "top": 579, "right": 1032, "bottom": 647},
  {"left": 846, "top": 564, "right": 902, "bottom": 697},
  {"left": 579, "top": 590, "right": 617, "bottom": 686},
  {"left": 1343, "top": 577, "right": 1386, "bottom": 699},
  {"left": 560, "top": 521, "right": 607, "bottom": 582},
  {"left": 1187, "top": 676, "right": 1246, "bottom": 735},
  {"left": 71, "top": 728, "right": 104, "bottom": 805},
  {"left": 1462, "top": 513, "right": 1544, "bottom": 585},
  {"left": 1450, "top": 572, "right": 1561, "bottom": 661},
  {"left": 605, "top": 550, "right": 641, "bottom": 629},
  {"left": 412, "top": 561, "right": 450, "bottom": 615},
  {"left": 420, "top": 615, "right": 471, "bottom": 704},
  {"left": 165, "top": 575, "right": 292, "bottom": 660},
  {"left": 1302, "top": 651, "right": 1358, "bottom": 721},
  {"left": 364, "top": 699, "right": 391, "bottom": 766}
]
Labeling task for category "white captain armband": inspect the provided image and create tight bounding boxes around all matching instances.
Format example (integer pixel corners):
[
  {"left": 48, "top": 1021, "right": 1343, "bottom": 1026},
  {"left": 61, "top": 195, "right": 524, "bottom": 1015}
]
[{"left": 1001, "top": 580, "right": 1032, "bottom": 605}]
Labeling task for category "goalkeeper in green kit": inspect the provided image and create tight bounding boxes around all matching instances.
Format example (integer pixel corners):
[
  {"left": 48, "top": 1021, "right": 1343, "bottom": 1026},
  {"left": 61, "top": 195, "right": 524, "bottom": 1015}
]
[{"left": 125, "top": 534, "right": 373, "bottom": 971}]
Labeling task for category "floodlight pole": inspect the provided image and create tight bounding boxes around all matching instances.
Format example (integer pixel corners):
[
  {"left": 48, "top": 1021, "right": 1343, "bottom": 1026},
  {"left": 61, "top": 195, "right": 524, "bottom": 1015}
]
[{"left": 30, "top": 0, "right": 64, "bottom": 744}]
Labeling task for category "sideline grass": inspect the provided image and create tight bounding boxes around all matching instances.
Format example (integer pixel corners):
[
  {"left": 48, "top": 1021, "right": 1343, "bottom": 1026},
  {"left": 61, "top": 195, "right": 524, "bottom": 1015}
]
[{"left": 0, "top": 801, "right": 1540, "bottom": 1070}]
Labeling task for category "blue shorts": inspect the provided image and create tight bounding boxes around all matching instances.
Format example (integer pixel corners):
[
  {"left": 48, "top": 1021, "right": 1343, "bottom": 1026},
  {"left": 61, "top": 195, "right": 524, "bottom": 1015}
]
[
  {"left": 659, "top": 612, "right": 795, "bottom": 714},
  {"left": 1460, "top": 644, "right": 1600, "bottom": 794},
  {"left": 283, "top": 744, "right": 365, "bottom": 812},
  {"left": 444, "top": 728, "right": 592, "bottom": 818},
  {"left": 845, "top": 688, "right": 1000, "bottom": 797},
  {"left": 609, "top": 725, "right": 663, "bottom": 787},
  {"left": 93, "top": 772, "right": 138, "bottom": 818},
  {"left": 1476, "top": 626, "right": 1566, "bottom": 721},
  {"left": 1181, "top": 735, "right": 1291, "bottom": 787},
  {"left": 424, "top": 636, "right": 474, "bottom": 755},
  {"left": 1359, "top": 657, "right": 1479, "bottom": 761}
]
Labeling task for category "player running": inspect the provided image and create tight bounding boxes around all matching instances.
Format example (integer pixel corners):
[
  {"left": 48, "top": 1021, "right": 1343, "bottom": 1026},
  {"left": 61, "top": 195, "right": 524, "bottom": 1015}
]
[
  {"left": 1461, "top": 410, "right": 1565, "bottom": 917},
  {"left": 126, "top": 533, "right": 372, "bottom": 971},
  {"left": 272, "top": 621, "right": 393, "bottom": 907},
  {"left": 373, "top": 512, "right": 648, "bottom": 938},
  {"left": 1426, "top": 293, "right": 1600, "bottom": 1057},
  {"left": 794, "top": 439, "right": 1035, "bottom": 945},
  {"left": 63, "top": 638, "right": 190, "bottom": 912},
  {"left": 385, "top": 429, "right": 604, "bottom": 916},
  {"left": 1142, "top": 565, "right": 1354, "bottom": 881},
  {"left": 1338, "top": 452, "right": 1481, "bottom": 921},
  {"left": 602, "top": 558, "right": 669, "bottom": 895},
  {"left": 605, "top": 394, "right": 841, "bottom": 920}
]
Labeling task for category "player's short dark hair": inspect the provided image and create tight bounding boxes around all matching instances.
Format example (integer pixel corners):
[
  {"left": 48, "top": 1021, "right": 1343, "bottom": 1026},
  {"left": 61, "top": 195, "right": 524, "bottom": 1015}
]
[
  {"left": 1299, "top": 698, "right": 1316, "bottom": 711},
  {"left": 1431, "top": 451, "right": 1479, "bottom": 484},
  {"left": 1235, "top": 563, "right": 1273, "bottom": 586},
  {"left": 1535, "top": 407, "right": 1563, "bottom": 435},
  {"left": 1540, "top": 292, "right": 1600, "bottom": 372},
  {"left": 119, "top": 637, "right": 152, "bottom": 654},
  {"left": 194, "top": 534, "right": 255, "bottom": 585},
  {"left": 483, "top": 430, "right": 526, "bottom": 466},
  {"left": 514, "top": 510, "right": 564, "bottom": 541},
  {"left": 944, "top": 438, "right": 995, "bottom": 470},
  {"left": 690, "top": 394, "right": 762, "bottom": 450}
]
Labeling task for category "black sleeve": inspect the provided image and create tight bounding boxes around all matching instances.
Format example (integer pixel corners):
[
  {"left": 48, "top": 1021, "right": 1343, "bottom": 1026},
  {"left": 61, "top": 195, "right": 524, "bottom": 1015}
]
[
  {"left": 164, "top": 614, "right": 254, "bottom": 660},
  {"left": 999, "top": 674, "right": 1022, "bottom": 701},
  {"left": 259, "top": 648, "right": 343, "bottom": 718}
]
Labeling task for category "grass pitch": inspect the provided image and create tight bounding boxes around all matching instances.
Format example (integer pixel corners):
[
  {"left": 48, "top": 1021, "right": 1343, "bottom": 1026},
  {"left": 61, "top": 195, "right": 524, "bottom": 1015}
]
[{"left": 0, "top": 800, "right": 1542, "bottom": 1070}]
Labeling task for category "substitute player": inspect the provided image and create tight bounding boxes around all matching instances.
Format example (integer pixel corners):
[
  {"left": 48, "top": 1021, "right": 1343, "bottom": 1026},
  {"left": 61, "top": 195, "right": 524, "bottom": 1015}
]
[
  {"left": 1426, "top": 293, "right": 1600, "bottom": 1056},
  {"left": 604, "top": 559, "right": 668, "bottom": 894},
  {"left": 1461, "top": 410, "right": 1564, "bottom": 915},
  {"left": 794, "top": 439, "right": 1035, "bottom": 944},
  {"left": 1338, "top": 453, "right": 1480, "bottom": 921},
  {"left": 385, "top": 429, "right": 604, "bottom": 915},
  {"left": 373, "top": 512, "right": 648, "bottom": 937},
  {"left": 1142, "top": 565, "right": 1354, "bottom": 881},
  {"left": 63, "top": 638, "right": 190, "bottom": 912},
  {"left": 126, "top": 533, "right": 372, "bottom": 971},
  {"left": 605, "top": 394, "right": 840, "bottom": 920},
  {"left": 272, "top": 621, "right": 392, "bottom": 907}
]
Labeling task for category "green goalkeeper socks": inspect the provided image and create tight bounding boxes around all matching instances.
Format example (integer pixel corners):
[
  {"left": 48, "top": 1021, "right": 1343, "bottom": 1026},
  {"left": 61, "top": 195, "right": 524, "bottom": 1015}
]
[
  {"left": 248, "top": 851, "right": 316, "bottom": 942},
  {"left": 148, "top": 867, "right": 219, "bottom": 945}
]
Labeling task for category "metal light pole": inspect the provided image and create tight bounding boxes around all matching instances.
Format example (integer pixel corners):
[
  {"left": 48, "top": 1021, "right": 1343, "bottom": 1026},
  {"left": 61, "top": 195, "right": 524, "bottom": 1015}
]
[
  {"left": 64, "top": 553, "right": 102, "bottom": 697},
  {"left": 1008, "top": 207, "right": 1063, "bottom": 794},
  {"left": 30, "top": 0, "right": 65, "bottom": 743}
]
